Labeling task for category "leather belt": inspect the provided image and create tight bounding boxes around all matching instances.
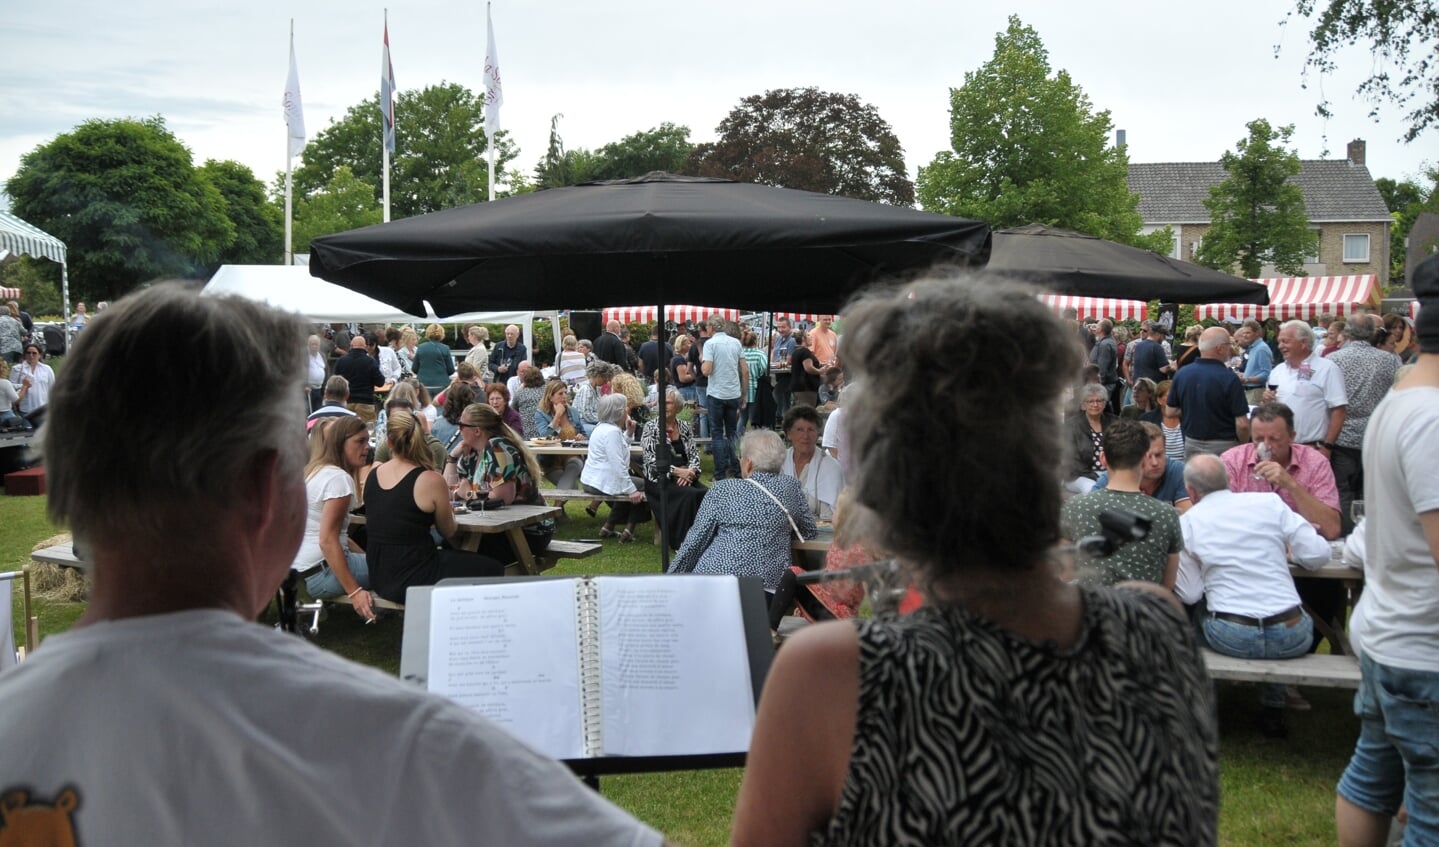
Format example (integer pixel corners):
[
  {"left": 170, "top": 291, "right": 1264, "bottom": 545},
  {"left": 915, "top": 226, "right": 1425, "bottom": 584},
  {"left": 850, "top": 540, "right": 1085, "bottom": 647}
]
[
  {"left": 1212, "top": 606, "right": 1302, "bottom": 628},
  {"left": 296, "top": 561, "right": 326, "bottom": 580}
]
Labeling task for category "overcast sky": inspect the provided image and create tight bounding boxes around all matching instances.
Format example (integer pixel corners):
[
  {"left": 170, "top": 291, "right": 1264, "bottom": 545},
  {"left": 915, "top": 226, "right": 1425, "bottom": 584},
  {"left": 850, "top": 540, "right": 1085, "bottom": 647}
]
[{"left": 2, "top": 0, "right": 1434, "bottom": 209}]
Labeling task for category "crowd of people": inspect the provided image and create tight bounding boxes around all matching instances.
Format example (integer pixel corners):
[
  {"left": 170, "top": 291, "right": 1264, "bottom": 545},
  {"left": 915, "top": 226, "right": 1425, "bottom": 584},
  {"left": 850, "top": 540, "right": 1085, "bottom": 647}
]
[{"left": 1, "top": 261, "right": 1435, "bottom": 844}]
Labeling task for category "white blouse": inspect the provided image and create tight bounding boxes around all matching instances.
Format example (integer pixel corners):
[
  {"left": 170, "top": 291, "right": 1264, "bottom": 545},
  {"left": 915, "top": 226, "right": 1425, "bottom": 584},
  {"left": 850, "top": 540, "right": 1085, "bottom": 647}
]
[
  {"left": 781, "top": 447, "right": 843, "bottom": 521},
  {"left": 579, "top": 423, "right": 636, "bottom": 495}
]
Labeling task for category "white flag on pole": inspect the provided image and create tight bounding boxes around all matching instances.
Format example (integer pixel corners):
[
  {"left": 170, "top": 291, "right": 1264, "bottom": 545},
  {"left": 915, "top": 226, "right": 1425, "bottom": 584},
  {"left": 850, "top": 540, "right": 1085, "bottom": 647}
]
[
  {"left": 380, "top": 20, "right": 397, "bottom": 154},
  {"left": 483, "top": 4, "right": 503, "bottom": 137},
  {"left": 284, "top": 34, "right": 306, "bottom": 159}
]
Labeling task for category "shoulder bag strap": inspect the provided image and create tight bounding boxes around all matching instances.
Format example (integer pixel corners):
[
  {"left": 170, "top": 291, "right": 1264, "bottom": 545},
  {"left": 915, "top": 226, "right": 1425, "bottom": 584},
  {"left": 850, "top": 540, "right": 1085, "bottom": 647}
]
[{"left": 746, "top": 478, "right": 803, "bottom": 540}]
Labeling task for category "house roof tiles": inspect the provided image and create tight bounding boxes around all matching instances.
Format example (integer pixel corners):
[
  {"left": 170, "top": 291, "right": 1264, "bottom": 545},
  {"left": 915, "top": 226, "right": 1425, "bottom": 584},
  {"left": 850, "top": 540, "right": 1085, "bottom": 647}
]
[{"left": 1129, "top": 160, "right": 1391, "bottom": 224}]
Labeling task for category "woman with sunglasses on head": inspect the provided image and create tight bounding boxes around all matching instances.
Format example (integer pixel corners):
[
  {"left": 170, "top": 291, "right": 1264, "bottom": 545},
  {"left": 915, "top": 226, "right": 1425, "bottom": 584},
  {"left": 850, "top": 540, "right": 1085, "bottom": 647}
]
[{"left": 444, "top": 403, "right": 555, "bottom": 563}]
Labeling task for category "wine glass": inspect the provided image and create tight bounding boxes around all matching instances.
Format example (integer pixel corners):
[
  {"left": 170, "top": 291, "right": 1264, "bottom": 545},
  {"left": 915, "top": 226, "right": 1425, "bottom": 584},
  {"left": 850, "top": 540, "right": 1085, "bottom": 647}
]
[
  {"left": 1252, "top": 442, "right": 1272, "bottom": 481},
  {"left": 1350, "top": 500, "right": 1365, "bottom": 525}
]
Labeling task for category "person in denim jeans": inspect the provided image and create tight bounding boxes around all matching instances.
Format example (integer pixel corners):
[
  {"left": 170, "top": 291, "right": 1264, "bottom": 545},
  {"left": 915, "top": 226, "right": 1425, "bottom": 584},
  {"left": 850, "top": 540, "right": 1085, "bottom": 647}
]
[
  {"left": 1175, "top": 454, "right": 1332, "bottom": 738},
  {"left": 701, "top": 314, "right": 749, "bottom": 479},
  {"left": 1335, "top": 266, "right": 1439, "bottom": 845}
]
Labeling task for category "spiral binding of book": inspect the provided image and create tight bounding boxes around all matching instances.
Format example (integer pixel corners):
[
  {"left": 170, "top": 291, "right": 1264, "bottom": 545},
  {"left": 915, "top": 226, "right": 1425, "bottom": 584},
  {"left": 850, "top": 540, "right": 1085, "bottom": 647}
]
[{"left": 576, "top": 577, "right": 604, "bottom": 757}]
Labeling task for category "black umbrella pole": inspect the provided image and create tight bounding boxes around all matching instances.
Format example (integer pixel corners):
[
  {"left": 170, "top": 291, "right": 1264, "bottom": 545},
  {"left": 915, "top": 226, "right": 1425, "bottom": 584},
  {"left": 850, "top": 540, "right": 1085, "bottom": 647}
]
[{"left": 655, "top": 296, "right": 672, "bottom": 573}]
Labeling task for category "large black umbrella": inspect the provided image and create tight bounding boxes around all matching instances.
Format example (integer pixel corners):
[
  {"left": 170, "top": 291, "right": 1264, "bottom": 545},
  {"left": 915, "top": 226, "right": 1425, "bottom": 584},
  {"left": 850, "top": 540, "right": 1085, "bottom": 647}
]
[
  {"left": 308, "top": 173, "right": 990, "bottom": 316},
  {"left": 989, "top": 224, "right": 1270, "bottom": 304},
  {"left": 310, "top": 173, "right": 989, "bottom": 572}
]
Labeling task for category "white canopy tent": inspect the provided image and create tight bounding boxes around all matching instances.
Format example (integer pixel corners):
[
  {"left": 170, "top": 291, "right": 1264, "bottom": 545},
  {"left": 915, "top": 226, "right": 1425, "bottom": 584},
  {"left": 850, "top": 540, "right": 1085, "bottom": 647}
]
[
  {"left": 203, "top": 265, "right": 542, "bottom": 354},
  {"left": 0, "top": 210, "right": 69, "bottom": 327}
]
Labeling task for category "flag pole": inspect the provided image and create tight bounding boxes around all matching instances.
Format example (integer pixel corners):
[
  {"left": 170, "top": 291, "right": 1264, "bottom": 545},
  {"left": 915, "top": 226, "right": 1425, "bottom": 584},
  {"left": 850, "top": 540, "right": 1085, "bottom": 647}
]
[
  {"left": 484, "top": 2, "right": 502, "bottom": 202},
  {"left": 284, "top": 19, "right": 295, "bottom": 264},
  {"left": 382, "top": 9, "right": 392, "bottom": 222}
]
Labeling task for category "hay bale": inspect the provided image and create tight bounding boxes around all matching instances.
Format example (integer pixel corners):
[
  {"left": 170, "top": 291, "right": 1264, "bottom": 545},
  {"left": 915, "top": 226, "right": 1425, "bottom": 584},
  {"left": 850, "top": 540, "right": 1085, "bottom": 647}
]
[{"left": 29, "top": 533, "right": 90, "bottom": 602}]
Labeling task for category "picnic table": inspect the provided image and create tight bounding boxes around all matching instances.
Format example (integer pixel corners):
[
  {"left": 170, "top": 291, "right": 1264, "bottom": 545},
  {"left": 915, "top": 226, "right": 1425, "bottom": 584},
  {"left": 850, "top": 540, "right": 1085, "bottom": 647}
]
[
  {"left": 1290, "top": 550, "right": 1364, "bottom": 656},
  {"left": 526, "top": 440, "right": 641, "bottom": 458}
]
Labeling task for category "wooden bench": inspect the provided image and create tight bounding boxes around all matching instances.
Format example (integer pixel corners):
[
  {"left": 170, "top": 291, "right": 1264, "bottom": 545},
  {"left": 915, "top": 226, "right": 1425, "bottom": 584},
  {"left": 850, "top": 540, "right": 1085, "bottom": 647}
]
[
  {"left": 30, "top": 542, "right": 85, "bottom": 571},
  {"left": 1201, "top": 649, "right": 1361, "bottom": 689}
]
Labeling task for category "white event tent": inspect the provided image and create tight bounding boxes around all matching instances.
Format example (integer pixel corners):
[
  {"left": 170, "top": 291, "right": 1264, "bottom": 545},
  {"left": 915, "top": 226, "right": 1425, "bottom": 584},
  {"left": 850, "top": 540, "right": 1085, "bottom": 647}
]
[{"left": 202, "top": 265, "right": 542, "bottom": 353}]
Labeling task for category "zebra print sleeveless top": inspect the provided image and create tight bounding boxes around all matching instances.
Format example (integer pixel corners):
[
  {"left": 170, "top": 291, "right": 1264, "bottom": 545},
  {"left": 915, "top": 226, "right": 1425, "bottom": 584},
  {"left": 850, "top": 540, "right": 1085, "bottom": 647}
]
[{"left": 812, "top": 587, "right": 1219, "bottom": 846}]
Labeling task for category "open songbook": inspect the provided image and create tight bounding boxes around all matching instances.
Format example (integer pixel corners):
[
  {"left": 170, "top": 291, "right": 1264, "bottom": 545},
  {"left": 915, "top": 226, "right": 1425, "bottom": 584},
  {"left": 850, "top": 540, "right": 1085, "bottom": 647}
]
[{"left": 425, "top": 575, "right": 758, "bottom": 761}]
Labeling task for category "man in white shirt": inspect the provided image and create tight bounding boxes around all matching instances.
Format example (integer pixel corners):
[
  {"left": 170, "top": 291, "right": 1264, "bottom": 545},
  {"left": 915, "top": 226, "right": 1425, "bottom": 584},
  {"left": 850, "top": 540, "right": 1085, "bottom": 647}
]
[
  {"left": 0, "top": 285, "right": 663, "bottom": 847},
  {"left": 1264, "top": 319, "right": 1347, "bottom": 452},
  {"left": 305, "top": 334, "right": 328, "bottom": 412},
  {"left": 1175, "top": 454, "right": 1331, "bottom": 738},
  {"left": 1335, "top": 255, "right": 1439, "bottom": 845},
  {"left": 702, "top": 314, "right": 749, "bottom": 480}
]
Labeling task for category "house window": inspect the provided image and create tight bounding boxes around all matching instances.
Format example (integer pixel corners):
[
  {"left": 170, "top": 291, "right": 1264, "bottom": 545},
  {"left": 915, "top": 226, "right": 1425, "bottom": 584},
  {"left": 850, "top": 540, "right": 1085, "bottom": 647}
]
[{"left": 1342, "top": 233, "right": 1370, "bottom": 263}]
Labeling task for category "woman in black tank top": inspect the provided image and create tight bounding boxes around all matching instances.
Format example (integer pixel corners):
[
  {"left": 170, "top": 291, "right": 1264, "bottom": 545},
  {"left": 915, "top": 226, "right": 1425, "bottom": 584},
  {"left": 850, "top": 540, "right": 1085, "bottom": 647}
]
[{"left": 365, "top": 410, "right": 502, "bottom": 603}]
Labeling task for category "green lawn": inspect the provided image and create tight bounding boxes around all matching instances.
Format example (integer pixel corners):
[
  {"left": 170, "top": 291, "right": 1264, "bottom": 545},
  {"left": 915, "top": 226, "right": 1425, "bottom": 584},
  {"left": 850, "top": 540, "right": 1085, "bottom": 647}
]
[{"left": 0, "top": 486, "right": 1359, "bottom": 846}]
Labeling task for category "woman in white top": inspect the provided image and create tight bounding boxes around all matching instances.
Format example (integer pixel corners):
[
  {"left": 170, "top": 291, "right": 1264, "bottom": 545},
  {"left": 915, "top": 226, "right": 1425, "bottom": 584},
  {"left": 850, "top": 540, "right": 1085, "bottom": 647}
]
[
  {"left": 556, "top": 335, "right": 588, "bottom": 387},
  {"left": 780, "top": 405, "right": 843, "bottom": 522},
  {"left": 290, "top": 416, "right": 375, "bottom": 621},
  {"left": 580, "top": 394, "right": 648, "bottom": 542},
  {"left": 11, "top": 343, "right": 54, "bottom": 419}
]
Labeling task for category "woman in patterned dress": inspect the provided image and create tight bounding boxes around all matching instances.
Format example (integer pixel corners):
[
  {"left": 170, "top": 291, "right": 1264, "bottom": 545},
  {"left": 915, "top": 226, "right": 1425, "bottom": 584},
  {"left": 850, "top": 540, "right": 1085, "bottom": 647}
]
[
  {"left": 731, "top": 273, "right": 1219, "bottom": 846},
  {"left": 443, "top": 403, "right": 554, "bottom": 563}
]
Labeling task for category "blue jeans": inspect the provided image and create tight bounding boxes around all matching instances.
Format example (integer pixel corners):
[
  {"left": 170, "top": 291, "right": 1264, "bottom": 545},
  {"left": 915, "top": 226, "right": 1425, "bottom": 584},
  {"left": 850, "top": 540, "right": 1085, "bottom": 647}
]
[
  {"left": 1200, "top": 610, "right": 1313, "bottom": 708},
  {"left": 303, "top": 551, "right": 371, "bottom": 599},
  {"left": 1338, "top": 655, "right": 1439, "bottom": 841},
  {"left": 707, "top": 394, "right": 742, "bottom": 477}
]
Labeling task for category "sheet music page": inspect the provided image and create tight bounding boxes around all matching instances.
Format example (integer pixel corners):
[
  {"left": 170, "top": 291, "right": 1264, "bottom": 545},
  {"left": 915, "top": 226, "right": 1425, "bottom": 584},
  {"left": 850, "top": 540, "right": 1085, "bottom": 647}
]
[
  {"left": 595, "top": 575, "right": 756, "bottom": 757},
  {"left": 427, "top": 580, "right": 585, "bottom": 760}
]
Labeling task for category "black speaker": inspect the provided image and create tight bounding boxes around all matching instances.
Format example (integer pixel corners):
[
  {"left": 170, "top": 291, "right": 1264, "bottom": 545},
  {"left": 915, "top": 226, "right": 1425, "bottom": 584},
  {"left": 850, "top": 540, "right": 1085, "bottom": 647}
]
[{"left": 568, "top": 311, "right": 603, "bottom": 342}]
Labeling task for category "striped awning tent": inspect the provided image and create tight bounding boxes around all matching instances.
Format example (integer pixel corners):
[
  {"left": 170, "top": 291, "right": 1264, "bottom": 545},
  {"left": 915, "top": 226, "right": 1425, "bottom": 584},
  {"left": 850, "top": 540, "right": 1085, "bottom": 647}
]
[
  {"left": 1040, "top": 294, "right": 1148, "bottom": 322},
  {"left": 0, "top": 287, "right": 21, "bottom": 300},
  {"left": 0, "top": 210, "right": 69, "bottom": 316},
  {"left": 0, "top": 210, "right": 66, "bottom": 266},
  {"left": 603, "top": 306, "right": 836, "bottom": 326},
  {"left": 1194, "top": 275, "right": 1380, "bottom": 321},
  {"left": 603, "top": 305, "right": 741, "bottom": 326}
]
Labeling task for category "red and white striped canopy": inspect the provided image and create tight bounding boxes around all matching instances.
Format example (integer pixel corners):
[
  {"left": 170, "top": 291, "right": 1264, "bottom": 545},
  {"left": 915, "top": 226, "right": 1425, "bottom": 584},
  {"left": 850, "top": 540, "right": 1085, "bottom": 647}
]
[
  {"left": 601, "top": 306, "right": 836, "bottom": 325},
  {"left": 1194, "top": 275, "right": 1380, "bottom": 321},
  {"left": 773, "top": 312, "right": 836, "bottom": 323},
  {"left": 0, "top": 287, "right": 21, "bottom": 300},
  {"left": 1040, "top": 294, "right": 1148, "bottom": 322},
  {"left": 603, "top": 305, "right": 740, "bottom": 326}
]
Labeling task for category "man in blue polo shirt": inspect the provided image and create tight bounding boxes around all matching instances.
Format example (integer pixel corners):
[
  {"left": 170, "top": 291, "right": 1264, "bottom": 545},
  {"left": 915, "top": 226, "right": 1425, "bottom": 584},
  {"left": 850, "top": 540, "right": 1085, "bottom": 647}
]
[
  {"left": 1166, "top": 326, "right": 1250, "bottom": 458},
  {"left": 701, "top": 314, "right": 749, "bottom": 479},
  {"left": 1093, "top": 421, "right": 1192, "bottom": 513}
]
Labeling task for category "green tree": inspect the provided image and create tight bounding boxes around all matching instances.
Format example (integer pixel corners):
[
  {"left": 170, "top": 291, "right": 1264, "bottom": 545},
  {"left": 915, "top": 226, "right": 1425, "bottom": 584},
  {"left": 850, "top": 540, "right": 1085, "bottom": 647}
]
[
  {"left": 0, "top": 257, "right": 65, "bottom": 317},
  {"left": 200, "top": 159, "right": 282, "bottom": 267},
  {"left": 292, "top": 166, "right": 384, "bottom": 251},
  {"left": 1285, "top": 0, "right": 1438, "bottom": 143},
  {"left": 533, "top": 121, "right": 695, "bottom": 189},
  {"left": 293, "top": 82, "right": 520, "bottom": 218},
  {"left": 1376, "top": 169, "right": 1439, "bottom": 286},
  {"left": 533, "top": 114, "right": 605, "bottom": 189},
  {"left": 917, "top": 17, "right": 1157, "bottom": 248},
  {"left": 590, "top": 123, "right": 693, "bottom": 180},
  {"left": 689, "top": 87, "right": 914, "bottom": 205},
  {"left": 1195, "top": 119, "right": 1316, "bottom": 278},
  {"left": 5, "top": 117, "right": 234, "bottom": 301}
]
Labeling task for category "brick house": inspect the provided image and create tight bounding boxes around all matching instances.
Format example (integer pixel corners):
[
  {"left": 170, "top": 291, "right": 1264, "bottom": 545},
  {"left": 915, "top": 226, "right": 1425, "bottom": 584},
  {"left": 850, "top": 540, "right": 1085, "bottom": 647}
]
[{"left": 1129, "top": 140, "right": 1391, "bottom": 281}]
